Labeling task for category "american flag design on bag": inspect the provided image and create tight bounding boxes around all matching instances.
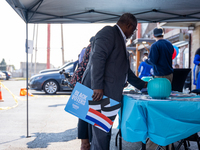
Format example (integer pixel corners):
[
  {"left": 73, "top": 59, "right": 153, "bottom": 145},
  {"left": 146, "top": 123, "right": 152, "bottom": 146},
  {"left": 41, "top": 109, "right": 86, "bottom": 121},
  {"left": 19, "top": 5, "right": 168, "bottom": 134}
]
[{"left": 85, "top": 98, "right": 121, "bottom": 132}]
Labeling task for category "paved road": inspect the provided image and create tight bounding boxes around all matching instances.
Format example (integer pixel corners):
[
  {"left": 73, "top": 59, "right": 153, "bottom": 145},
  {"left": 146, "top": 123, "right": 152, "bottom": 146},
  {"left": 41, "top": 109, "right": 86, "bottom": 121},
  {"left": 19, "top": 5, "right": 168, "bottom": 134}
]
[
  {"left": 0, "top": 80, "right": 198, "bottom": 150},
  {"left": 0, "top": 80, "right": 140, "bottom": 150}
]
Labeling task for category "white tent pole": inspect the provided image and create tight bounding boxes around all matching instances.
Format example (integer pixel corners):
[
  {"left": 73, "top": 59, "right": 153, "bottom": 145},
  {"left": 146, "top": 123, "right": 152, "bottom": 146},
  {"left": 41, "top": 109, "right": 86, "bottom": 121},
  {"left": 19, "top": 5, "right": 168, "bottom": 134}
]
[{"left": 26, "top": 22, "right": 30, "bottom": 138}]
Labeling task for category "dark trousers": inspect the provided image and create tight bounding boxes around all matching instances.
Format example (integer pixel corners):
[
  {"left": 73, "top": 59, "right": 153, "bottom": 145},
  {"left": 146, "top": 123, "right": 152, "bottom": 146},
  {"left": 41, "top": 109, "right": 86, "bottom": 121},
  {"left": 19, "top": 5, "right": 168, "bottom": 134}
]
[
  {"left": 78, "top": 78, "right": 92, "bottom": 141},
  {"left": 78, "top": 119, "right": 112, "bottom": 150},
  {"left": 90, "top": 125, "right": 112, "bottom": 150},
  {"left": 78, "top": 119, "right": 92, "bottom": 142}
]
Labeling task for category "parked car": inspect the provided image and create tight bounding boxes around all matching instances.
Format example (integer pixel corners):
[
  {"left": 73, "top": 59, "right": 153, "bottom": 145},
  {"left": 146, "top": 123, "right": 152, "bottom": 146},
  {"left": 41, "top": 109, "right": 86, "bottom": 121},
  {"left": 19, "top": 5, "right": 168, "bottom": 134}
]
[
  {"left": 29, "top": 63, "right": 75, "bottom": 94},
  {"left": 2, "top": 71, "right": 12, "bottom": 80},
  {"left": 39, "top": 62, "right": 74, "bottom": 73},
  {"left": 0, "top": 71, "right": 6, "bottom": 80}
]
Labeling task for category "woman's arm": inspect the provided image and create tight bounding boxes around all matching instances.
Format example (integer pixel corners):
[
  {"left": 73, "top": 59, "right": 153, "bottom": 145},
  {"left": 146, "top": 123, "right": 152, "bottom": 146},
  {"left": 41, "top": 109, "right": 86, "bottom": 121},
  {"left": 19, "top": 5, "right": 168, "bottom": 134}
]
[{"left": 193, "top": 54, "right": 200, "bottom": 65}]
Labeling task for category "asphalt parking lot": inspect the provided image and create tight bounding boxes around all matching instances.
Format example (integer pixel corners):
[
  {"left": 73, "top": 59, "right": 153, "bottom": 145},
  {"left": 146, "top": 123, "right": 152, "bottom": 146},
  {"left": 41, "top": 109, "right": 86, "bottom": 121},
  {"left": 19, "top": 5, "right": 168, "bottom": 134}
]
[
  {"left": 0, "top": 80, "right": 198, "bottom": 150},
  {"left": 0, "top": 80, "right": 141, "bottom": 150}
]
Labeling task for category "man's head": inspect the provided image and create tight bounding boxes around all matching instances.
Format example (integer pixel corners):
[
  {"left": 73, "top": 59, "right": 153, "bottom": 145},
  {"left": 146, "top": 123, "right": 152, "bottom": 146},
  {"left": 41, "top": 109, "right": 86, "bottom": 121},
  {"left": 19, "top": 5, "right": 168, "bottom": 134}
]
[
  {"left": 117, "top": 13, "right": 137, "bottom": 39},
  {"left": 175, "top": 64, "right": 179, "bottom": 68},
  {"left": 143, "top": 52, "right": 148, "bottom": 61},
  {"left": 153, "top": 27, "right": 164, "bottom": 38}
]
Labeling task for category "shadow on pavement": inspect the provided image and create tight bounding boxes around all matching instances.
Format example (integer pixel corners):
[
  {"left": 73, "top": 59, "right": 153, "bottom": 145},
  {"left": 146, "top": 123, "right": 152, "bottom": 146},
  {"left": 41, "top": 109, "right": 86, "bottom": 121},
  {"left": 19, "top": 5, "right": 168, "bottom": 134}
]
[
  {"left": 0, "top": 136, "right": 26, "bottom": 145},
  {"left": 27, "top": 128, "right": 77, "bottom": 148}
]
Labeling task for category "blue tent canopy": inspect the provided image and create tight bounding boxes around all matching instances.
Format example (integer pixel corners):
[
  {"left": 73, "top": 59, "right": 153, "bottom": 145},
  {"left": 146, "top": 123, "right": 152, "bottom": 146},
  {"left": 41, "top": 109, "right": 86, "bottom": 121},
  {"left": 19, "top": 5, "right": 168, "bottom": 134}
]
[{"left": 6, "top": 0, "right": 200, "bottom": 24}]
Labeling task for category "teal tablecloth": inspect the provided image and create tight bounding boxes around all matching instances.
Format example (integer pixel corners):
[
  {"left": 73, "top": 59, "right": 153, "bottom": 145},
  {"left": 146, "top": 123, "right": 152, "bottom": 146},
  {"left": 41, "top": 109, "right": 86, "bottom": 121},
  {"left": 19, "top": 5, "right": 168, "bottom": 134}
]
[{"left": 120, "top": 94, "right": 200, "bottom": 146}]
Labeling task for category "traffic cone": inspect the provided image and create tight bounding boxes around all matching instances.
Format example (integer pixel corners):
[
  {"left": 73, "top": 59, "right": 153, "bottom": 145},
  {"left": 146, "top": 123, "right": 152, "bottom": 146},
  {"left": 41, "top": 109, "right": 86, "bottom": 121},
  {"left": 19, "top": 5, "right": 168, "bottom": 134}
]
[
  {"left": 20, "top": 88, "right": 27, "bottom": 96},
  {"left": 0, "top": 82, "right": 4, "bottom": 102},
  {"left": 20, "top": 88, "right": 33, "bottom": 97},
  {"left": 28, "top": 92, "right": 33, "bottom": 97}
]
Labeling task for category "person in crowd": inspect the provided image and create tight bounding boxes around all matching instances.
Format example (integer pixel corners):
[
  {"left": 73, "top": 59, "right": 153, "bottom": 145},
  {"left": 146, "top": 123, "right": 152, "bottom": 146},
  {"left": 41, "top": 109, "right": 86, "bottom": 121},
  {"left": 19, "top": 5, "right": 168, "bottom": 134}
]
[
  {"left": 144, "top": 27, "right": 174, "bottom": 150},
  {"left": 64, "top": 37, "right": 94, "bottom": 150},
  {"left": 69, "top": 36, "right": 94, "bottom": 88},
  {"left": 138, "top": 52, "right": 153, "bottom": 78},
  {"left": 72, "top": 56, "right": 79, "bottom": 72},
  {"left": 79, "top": 47, "right": 86, "bottom": 64},
  {"left": 145, "top": 27, "right": 174, "bottom": 83},
  {"left": 79, "top": 13, "right": 147, "bottom": 150},
  {"left": 193, "top": 47, "right": 200, "bottom": 89},
  {"left": 174, "top": 64, "right": 180, "bottom": 68}
]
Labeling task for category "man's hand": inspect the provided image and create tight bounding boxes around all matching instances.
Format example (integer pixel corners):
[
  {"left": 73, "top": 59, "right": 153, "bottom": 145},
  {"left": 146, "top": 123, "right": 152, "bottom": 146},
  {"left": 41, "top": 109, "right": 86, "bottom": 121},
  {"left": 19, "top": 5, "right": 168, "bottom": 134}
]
[{"left": 92, "top": 89, "right": 104, "bottom": 101}]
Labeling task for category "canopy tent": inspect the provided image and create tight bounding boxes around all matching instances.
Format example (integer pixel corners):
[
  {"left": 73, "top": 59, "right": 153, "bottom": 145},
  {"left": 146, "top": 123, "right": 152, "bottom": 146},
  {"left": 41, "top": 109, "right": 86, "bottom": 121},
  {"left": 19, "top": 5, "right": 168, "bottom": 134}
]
[
  {"left": 6, "top": 0, "right": 200, "bottom": 24},
  {"left": 6, "top": 0, "right": 200, "bottom": 137}
]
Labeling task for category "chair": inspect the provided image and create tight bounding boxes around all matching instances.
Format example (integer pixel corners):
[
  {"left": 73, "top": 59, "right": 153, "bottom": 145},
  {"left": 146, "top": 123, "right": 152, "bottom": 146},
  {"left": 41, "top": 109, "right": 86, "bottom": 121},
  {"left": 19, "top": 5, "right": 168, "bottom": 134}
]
[
  {"left": 174, "top": 133, "right": 200, "bottom": 150},
  {"left": 190, "top": 89, "right": 200, "bottom": 95},
  {"left": 172, "top": 69, "right": 191, "bottom": 92},
  {"left": 179, "top": 90, "right": 200, "bottom": 149}
]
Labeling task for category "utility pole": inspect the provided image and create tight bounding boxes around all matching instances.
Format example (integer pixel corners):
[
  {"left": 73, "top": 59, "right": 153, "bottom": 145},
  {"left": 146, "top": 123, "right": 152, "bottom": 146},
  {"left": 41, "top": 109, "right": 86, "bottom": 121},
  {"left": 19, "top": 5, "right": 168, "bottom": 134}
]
[
  {"left": 135, "top": 23, "right": 141, "bottom": 76},
  {"left": 30, "top": 24, "right": 35, "bottom": 77},
  {"left": 61, "top": 24, "right": 65, "bottom": 65},
  {"left": 47, "top": 24, "right": 50, "bottom": 69},
  {"left": 34, "top": 24, "right": 38, "bottom": 74}
]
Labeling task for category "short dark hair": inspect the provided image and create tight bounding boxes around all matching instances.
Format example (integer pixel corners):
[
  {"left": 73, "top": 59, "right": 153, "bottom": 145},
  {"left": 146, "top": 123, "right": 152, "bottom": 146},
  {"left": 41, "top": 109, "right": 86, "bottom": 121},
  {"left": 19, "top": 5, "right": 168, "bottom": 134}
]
[
  {"left": 117, "top": 13, "right": 137, "bottom": 27},
  {"left": 153, "top": 27, "right": 164, "bottom": 37}
]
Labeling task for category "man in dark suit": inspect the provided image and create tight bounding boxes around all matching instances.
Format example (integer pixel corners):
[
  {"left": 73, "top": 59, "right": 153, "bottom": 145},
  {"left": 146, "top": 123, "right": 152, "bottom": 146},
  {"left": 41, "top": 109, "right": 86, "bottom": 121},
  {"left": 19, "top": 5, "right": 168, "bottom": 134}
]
[{"left": 79, "top": 13, "right": 147, "bottom": 150}]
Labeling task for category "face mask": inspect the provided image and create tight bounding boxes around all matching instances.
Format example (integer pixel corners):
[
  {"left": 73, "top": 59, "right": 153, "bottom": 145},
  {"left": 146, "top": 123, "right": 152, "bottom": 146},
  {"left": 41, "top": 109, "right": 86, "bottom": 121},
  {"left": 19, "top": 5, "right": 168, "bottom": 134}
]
[{"left": 143, "top": 56, "right": 148, "bottom": 61}]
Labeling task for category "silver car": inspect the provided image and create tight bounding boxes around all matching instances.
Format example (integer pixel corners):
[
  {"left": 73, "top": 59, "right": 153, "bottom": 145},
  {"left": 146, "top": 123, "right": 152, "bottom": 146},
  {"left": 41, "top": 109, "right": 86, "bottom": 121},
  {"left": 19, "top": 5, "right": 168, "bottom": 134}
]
[{"left": 0, "top": 71, "right": 6, "bottom": 80}]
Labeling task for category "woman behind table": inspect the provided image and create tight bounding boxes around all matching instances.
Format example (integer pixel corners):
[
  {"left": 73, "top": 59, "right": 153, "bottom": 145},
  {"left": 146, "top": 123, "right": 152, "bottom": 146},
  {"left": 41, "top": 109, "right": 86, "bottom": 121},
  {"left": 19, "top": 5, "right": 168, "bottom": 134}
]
[{"left": 193, "top": 47, "right": 200, "bottom": 89}]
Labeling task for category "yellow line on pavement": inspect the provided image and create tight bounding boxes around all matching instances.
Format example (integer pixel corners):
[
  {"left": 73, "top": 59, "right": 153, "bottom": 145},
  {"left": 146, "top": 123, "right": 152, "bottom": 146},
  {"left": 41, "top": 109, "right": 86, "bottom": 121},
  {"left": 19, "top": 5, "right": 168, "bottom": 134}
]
[
  {"left": 0, "top": 82, "right": 70, "bottom": 110},
  {"left": 0, "top": 83, "right": 18, "bottom": 110}
]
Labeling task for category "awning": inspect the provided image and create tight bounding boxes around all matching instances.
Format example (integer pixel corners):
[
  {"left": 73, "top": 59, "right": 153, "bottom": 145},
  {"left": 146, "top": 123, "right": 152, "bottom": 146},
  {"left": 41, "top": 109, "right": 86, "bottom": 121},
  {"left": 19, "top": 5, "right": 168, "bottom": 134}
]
[
  {"left": 160, "top": 22, "right": 200, "bottom": 29},
  {"left": 6, "top": 0, "right": 200, "bottom": 24},
  {"left": 173, "top": 41, "right": 189, "bottom": 48}
]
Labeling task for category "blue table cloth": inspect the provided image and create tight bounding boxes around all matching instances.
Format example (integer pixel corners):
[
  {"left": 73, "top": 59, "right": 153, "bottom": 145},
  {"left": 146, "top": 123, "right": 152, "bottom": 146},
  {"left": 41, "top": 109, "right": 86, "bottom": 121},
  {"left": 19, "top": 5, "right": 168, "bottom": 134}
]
[{"left": 120, "top": 94, "right": 200, "bottom": 146}]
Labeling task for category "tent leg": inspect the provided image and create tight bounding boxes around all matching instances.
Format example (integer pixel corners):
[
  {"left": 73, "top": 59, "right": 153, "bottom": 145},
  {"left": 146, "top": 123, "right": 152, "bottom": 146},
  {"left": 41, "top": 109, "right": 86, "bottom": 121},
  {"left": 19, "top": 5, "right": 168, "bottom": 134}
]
[{"left": 26, "top": 23, "right": 31, "bottom": 138}]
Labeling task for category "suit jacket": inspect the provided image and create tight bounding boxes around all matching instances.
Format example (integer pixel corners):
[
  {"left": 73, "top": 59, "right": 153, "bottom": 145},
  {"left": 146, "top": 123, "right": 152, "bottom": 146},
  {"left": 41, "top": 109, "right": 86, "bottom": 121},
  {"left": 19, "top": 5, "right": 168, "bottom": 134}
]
[{"left": 82, "top": 25, "right": 145, "bottom": 102}]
